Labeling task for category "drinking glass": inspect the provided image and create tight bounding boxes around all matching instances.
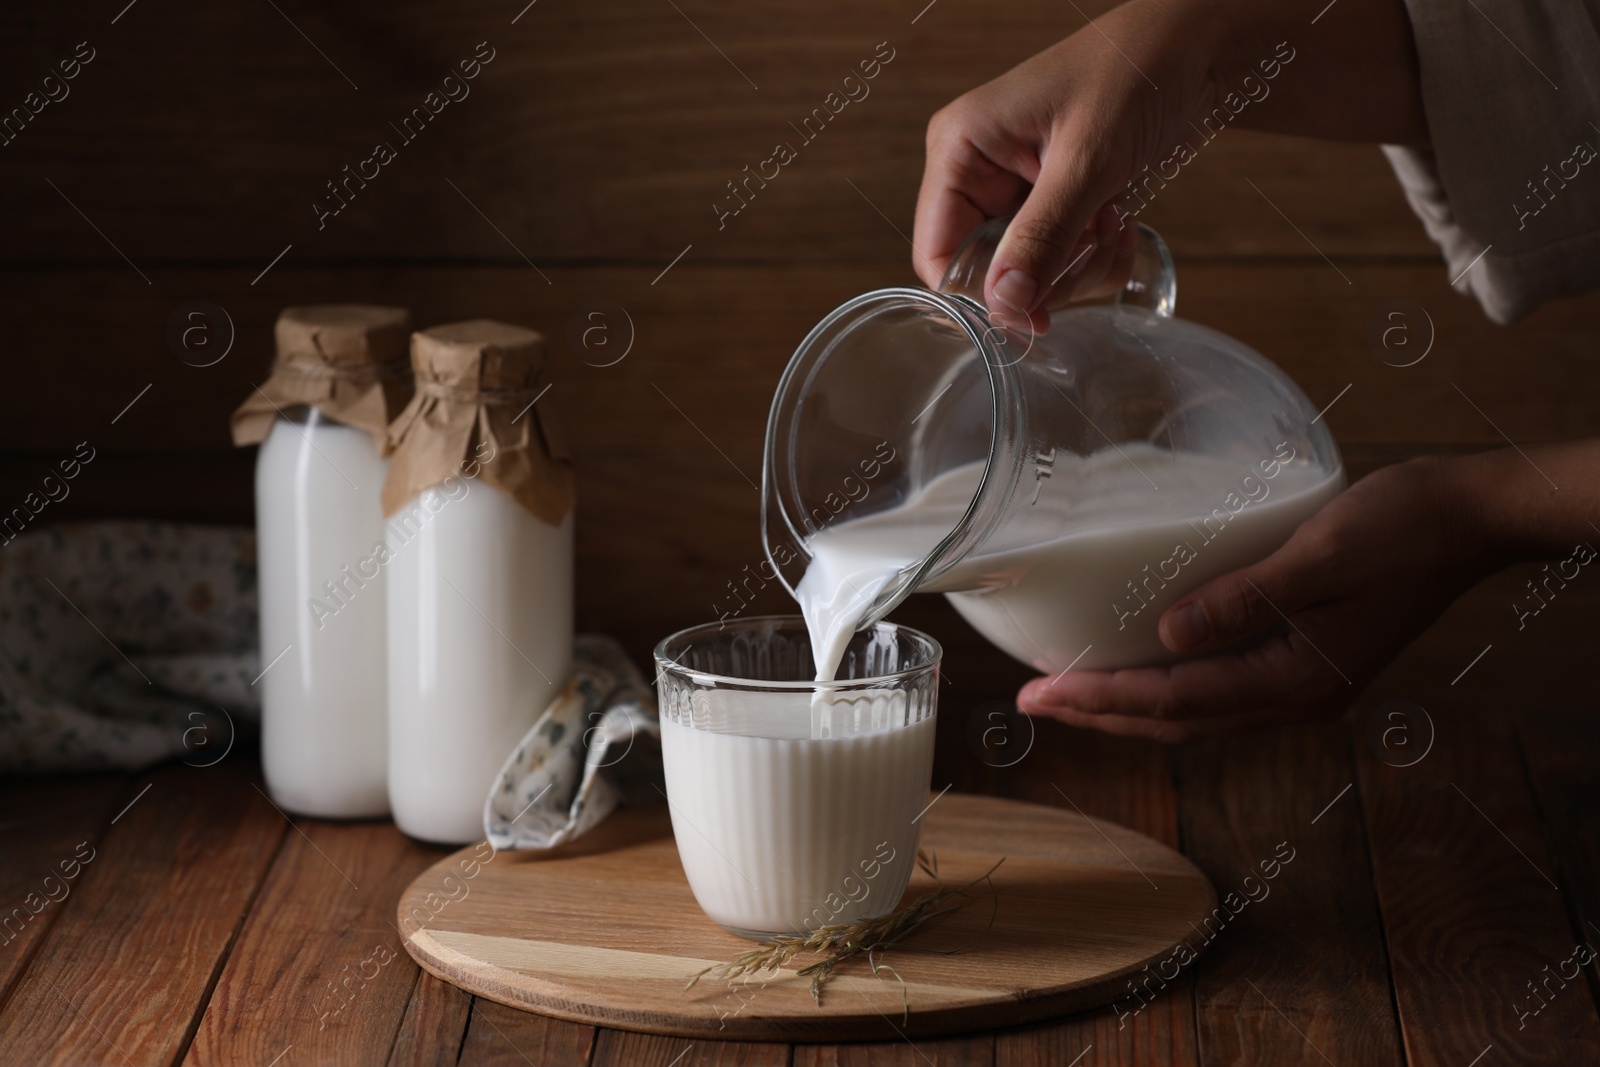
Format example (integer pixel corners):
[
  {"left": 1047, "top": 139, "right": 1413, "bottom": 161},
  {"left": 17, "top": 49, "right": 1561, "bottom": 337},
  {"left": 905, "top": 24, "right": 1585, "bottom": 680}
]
[{"left": 654, "top": 616, "right": 941, "bottom": 939}]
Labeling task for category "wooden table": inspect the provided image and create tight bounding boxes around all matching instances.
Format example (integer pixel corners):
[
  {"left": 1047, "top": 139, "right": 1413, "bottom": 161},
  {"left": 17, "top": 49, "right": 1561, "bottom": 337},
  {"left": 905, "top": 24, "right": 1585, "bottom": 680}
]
[{"left": 2, "top": 572, "right": 1597, "bottom": 1067}]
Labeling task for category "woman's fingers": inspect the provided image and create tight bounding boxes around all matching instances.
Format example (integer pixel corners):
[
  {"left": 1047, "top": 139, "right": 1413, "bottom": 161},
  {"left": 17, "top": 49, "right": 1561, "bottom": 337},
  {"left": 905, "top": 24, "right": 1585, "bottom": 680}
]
[
  {"left": 913, "top": 111, "right": 1031, "bottom": 290},
  {"left": 1018, "top": 627, "right": 1342, "bottom": 723},
  {"left": 982, "top": 130, "right": 1106, "bottom": 326},
  {"left": 1158, "top": 517, "right": 1343, "bottom": 655},
  {"left": 1052, "top": 202, "right": 1136, "bottom": 303},
  {"left": 1025, "top": 702, "right": 1312, "bottom": 744}
]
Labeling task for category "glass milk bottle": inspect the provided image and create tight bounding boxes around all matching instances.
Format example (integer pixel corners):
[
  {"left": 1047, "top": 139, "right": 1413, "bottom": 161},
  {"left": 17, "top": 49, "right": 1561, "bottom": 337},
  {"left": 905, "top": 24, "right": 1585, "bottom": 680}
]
[
  {"left": 383, "top": 319, "right": 575, "bottom": 844},
  {"left": 231, "top": 304, "right": 412, "bottom": 817}
]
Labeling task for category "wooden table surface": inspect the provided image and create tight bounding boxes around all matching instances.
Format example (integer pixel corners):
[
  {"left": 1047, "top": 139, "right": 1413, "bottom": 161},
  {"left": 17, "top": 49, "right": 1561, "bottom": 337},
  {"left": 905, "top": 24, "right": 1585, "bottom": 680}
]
[{"left": 2, "top": 571, "right": 1597, "bottom": 1067}]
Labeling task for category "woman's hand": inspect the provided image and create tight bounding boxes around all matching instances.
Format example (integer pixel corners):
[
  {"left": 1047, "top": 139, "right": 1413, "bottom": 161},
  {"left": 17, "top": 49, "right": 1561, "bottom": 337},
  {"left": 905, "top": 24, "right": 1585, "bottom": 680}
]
[
  {"left": 1017, "top": 457, "right": 1498, "bottom": 742},
  {"left": 914, "top": 0, "right": 1222, "bottom": 331},
  {"left": 913, "top": 0, "right": 1425, "bottom": 332}
]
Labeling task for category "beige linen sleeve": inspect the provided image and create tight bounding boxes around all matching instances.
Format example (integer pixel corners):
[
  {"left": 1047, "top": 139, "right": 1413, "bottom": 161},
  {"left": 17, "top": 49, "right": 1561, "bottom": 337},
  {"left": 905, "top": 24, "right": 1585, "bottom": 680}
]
[{"left": 1384, "top": 0, "right": 1600, "bottom": 323}]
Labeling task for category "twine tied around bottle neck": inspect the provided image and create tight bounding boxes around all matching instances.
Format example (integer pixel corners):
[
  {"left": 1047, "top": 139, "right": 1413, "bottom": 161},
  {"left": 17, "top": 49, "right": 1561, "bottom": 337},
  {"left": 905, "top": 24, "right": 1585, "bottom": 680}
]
[
  {"left": 413, "top": 378, "right": 550, "bottom": 407},
  {"left": 272, "top": 356, "right": 411, "bottom": 387}
]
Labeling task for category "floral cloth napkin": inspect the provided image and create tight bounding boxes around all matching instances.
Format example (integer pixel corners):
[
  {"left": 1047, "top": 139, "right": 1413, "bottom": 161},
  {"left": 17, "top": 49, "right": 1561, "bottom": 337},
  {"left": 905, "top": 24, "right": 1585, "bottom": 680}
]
[
  {"left": 483, "top": 634, "right": 663, "bottom": 850},
  {"left": 0, "top": 522, "right": 261, "bottom": 772}
]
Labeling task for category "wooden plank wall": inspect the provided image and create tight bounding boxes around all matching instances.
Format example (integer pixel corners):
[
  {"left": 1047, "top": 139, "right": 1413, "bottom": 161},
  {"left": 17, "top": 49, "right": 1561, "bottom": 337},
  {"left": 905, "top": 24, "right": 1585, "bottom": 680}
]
[{"left": 4, "top": 0, "right": 1595, "bottom": 672}]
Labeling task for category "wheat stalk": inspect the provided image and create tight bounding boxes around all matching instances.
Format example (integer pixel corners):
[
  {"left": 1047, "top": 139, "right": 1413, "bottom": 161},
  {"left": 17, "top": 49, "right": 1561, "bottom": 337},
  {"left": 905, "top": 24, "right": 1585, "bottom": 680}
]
[{"left": 685, "top": 849, "right": 1003, "bottom": 1014}]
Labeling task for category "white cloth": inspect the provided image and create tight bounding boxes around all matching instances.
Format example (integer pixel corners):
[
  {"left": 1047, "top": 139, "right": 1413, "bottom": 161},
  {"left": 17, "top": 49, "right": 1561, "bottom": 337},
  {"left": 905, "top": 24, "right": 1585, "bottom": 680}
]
[{"left": 1386, "top": 0, "right": 1600, "bottom": 323}]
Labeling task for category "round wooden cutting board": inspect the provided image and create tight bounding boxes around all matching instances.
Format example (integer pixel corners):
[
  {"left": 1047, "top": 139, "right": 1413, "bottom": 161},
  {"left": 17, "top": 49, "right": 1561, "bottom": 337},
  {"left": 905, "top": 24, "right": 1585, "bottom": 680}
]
[{"left": 397, "top": 792, "right": 1216, "bottom": 1042}]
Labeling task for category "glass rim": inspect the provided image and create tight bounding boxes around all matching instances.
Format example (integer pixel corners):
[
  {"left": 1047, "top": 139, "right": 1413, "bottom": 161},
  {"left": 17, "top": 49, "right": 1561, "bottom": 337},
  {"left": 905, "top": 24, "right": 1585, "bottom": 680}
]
[{"left": 652, "top": 614, "right": 943, "bottom": 691}]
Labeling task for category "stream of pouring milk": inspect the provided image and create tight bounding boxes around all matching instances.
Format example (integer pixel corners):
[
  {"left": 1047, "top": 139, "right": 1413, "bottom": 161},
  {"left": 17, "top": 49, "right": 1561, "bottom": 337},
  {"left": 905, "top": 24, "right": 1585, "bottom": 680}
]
[{"left": 795, "top": 443, "right": 1343, "bottom": 680}]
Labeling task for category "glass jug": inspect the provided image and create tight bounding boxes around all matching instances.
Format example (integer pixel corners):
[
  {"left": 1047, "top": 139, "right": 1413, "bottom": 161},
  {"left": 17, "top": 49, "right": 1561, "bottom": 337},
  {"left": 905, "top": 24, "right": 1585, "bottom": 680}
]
[{"left": 760, "top": 220, "right": 1345, "bottom": 674}]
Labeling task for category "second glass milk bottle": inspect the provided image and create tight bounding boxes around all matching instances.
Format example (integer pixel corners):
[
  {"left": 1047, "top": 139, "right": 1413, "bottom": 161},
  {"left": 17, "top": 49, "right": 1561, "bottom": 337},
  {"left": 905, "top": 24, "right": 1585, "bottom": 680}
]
[{"left": 383, "top": 319, "right": 576, "bottom": 844}]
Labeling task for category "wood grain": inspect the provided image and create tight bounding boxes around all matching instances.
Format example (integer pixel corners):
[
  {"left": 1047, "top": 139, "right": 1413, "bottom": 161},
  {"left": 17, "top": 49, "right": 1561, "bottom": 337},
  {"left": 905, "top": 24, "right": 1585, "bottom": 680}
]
[
  {"left": 0, "top": 2, "right": 1432, "bottom": 264},
  {"left": 992, "top": 721, "right": 1201, "bottom": 1067},
  {"left": 3, "top": 264, "right": 1597, "bottom": 458},
  {"left": 997, "top": 997, "right": 1189, "bottom": 1067},
  {"left": 397, "top": 794, "right": 1217, "bottom": 1041},
  {"left": 1520, "top": 708, "right": 1600, "bottom": 961},
  {"left": 455, "top": 997, "right": 596, "bottom": 1067},
  {"left": 182, "top": 819, "right": 452, "bottom": 1066},
  {"left": 793, "top": 1034, "right": 995, "bottom": 1065},
  {"left": 1357, "top": 697, "right": 1600, "bottom": 1065},
  {"left": 1175, "top": 725, "right": 1404, "bottom": 1067},
  {"left": 0, "top": 774, "right": 125, "bottom": 1013},
  {"left": 593, "top": 1028, "right": 786, "bottom": 1066},
  {"left": 386, "top": 972, "right": 474, "bottom": 1067},
  {"left": 1432, "top": 562, "right": 1600, "bottom": 711},
  {"left": 0, "top": 760, "right": 286, "bottom": 1066}
]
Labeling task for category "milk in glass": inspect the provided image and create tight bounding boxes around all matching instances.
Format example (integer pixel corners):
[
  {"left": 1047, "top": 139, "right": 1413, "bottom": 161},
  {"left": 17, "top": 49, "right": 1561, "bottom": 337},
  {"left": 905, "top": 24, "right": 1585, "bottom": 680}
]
[
  {"left": 660, "top": 691, "right": 934, "bottom": 936},
  {"left": 654, "top": 619, "right": 941, "bottom": 938}
]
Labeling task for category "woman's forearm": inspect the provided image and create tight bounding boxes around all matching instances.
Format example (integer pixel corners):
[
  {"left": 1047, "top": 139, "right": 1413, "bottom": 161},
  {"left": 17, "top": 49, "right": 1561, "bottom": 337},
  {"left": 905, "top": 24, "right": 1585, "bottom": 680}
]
[
  {"left": 1445, "top": 441, "right": 1600, "bottom": 566},
  {"left": 913, "top": 0, "right": 1432, "bottom": 313}
]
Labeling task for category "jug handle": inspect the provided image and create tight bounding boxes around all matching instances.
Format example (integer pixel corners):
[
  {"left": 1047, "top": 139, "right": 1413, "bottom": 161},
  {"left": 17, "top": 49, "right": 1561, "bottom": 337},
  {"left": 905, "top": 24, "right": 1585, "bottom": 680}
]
[
  {"left": 937, "top": 217, "right": 1176, "bottom": 319},
  {"left": 1117, "top": 223, "right": 1177, "bottom": 318}
]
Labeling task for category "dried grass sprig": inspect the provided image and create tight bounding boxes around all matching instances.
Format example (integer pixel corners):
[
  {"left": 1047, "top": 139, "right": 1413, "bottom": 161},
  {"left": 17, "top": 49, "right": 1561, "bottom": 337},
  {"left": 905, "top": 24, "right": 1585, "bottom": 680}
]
[{"left": 685, "top": 849, "right": 1004, "bottom": 1017}]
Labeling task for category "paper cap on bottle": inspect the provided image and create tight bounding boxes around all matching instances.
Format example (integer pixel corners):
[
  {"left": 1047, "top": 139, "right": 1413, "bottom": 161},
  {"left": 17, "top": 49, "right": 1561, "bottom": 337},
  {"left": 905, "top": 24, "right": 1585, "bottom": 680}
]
[
  {"left": 230, "top": 304, "right": 411, "bottom": 448},
  {"left": 409, "top": 318, "right": 545, "bottom": 392},
  {"left": 382, "top": 319, "right": 573, "bottom": 524}
]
